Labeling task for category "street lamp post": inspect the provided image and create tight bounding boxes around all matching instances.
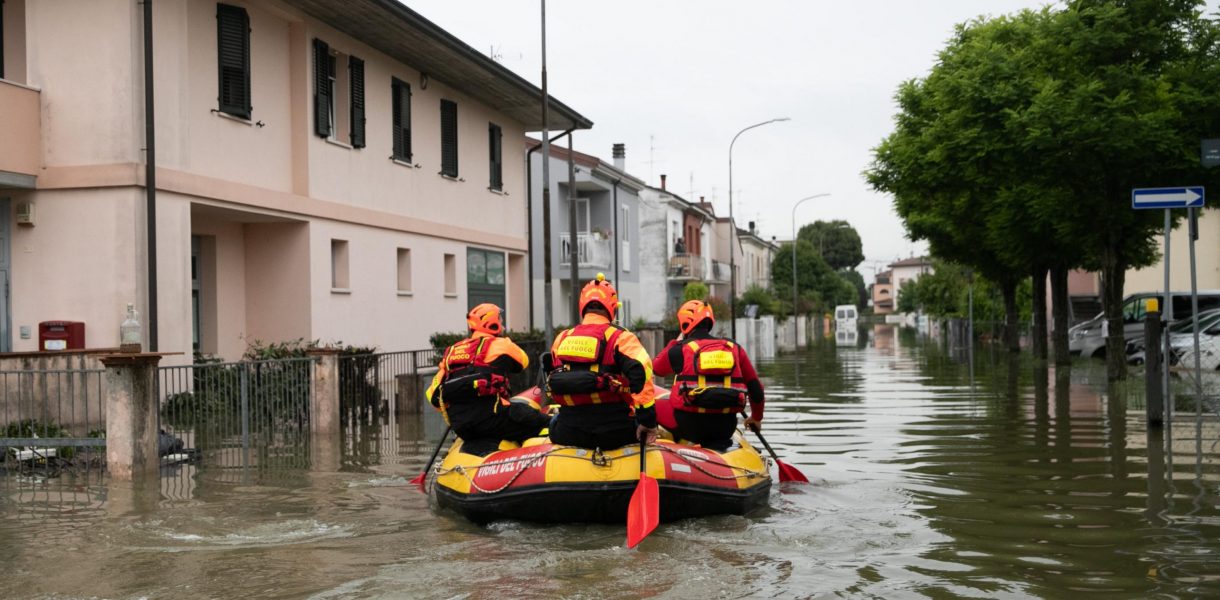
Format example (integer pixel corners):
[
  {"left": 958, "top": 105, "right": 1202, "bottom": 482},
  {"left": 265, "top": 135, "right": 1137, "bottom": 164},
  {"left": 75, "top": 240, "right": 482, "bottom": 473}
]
[
  {"left": 728, "top": 117, "right": 789, "bottom": 339},
  {"left": 791, "top": 194, "right": 831, "bottom": 349}
]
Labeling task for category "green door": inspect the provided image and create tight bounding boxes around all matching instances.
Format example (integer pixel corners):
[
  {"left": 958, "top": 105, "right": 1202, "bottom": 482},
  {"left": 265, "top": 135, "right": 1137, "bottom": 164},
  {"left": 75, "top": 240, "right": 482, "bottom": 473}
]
[{"left": 467, "top": 248, "right": 507, "bottom": 326}]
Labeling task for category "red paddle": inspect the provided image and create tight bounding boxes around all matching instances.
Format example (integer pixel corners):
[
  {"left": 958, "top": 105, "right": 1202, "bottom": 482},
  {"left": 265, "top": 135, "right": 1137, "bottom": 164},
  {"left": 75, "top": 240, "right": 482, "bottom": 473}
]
[
  {"left": 410, "top": 426, "right": 452, "bottom": 492},
  {"left": 748, "top": 423, "right": 810, "bottom": 484},
  {"left": 626, "top": 437, "right": 659, "bottom": 548}
]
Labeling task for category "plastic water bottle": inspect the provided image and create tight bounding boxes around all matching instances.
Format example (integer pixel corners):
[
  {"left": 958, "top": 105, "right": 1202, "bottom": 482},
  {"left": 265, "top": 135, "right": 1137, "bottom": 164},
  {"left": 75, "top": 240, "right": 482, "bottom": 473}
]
[{"left": 120, "top": 303, "right": 142, "bottom": 353}]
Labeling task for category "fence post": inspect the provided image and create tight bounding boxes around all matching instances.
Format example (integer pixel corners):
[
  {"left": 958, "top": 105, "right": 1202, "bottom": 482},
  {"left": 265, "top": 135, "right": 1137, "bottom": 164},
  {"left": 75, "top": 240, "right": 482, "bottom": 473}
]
[
  {"left": 307, "top": 349, "right": 341, "bottom": 435},
  {"left": 1144, "top": 307, "right": 1163, "bottom": 427},
  {"left": 99, "top": 353, "right": 163, "bottom": 481}
]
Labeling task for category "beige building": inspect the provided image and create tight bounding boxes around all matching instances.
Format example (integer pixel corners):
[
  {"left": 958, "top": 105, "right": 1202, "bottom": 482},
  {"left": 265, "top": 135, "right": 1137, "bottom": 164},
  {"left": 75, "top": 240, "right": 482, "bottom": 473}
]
[{"left": 0, "top": 0, "right": 589, "bottom": 358}]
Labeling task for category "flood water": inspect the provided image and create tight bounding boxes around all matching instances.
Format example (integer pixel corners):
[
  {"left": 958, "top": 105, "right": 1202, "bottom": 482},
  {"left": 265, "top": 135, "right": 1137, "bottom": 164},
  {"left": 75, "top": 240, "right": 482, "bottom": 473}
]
[{"left": 3, "top": 325, "right": 1220, "bottom": 599}]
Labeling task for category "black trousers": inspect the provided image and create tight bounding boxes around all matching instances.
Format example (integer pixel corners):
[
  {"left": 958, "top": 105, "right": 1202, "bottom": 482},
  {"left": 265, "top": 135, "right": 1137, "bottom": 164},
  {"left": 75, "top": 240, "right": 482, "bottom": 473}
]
[
  {"left": 448, "top": 400, "right": 550, "bottom": 445},
  {"left": 673, "top": 411, "right": 738, "bottom": 451},
  {"left": 549, "top": 404, "right": 638, "bottom": 450}
]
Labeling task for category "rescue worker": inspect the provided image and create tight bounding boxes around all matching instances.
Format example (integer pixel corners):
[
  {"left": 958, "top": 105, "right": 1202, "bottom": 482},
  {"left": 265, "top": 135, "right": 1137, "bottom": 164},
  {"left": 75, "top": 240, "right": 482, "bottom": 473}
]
[
  {"left": 546, "top": 274, "right": 658, "bottom": 449},
  {"left": 426, "top": 303, "right": 550, "bottom": 447},
  {"left": 651, "top": 300, "right": 765, "bottom": 451}
]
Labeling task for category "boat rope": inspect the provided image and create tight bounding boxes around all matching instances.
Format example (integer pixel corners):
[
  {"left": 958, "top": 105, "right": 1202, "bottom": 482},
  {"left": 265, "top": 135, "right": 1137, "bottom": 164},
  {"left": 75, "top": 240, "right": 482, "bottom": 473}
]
[{"left": 434, "top": 443, "right": 768, "bottom": 495}]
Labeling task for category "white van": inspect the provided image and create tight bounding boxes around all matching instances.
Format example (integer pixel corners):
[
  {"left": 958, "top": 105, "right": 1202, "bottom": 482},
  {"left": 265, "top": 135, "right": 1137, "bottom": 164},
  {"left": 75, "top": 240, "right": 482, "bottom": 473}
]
[{"left": 835, "top": 305, "right": 859, "bottom": 329}]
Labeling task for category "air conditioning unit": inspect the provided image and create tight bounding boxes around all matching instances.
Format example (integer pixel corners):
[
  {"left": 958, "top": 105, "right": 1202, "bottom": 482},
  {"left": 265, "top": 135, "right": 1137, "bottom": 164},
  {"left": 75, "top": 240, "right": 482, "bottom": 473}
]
[{"left": 15, "top": 201, "right": 34, "bottom": 226}]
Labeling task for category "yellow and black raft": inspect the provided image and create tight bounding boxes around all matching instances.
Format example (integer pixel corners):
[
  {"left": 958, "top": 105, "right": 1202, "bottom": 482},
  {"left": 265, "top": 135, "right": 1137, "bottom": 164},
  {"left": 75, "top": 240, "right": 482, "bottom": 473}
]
[{"left": 432, "top": 390, "right": 772, "bottom": 524}]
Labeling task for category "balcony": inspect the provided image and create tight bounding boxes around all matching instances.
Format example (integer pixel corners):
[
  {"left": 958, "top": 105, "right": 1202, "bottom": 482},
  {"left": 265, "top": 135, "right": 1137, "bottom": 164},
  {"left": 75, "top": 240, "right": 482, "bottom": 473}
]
[
  {"left": 559, "top": 232, "right": 612, "bottom": 269},
  {"left": 0, "top": 80, "right": 41, "bottom": 188},
  {"left": 710, "top": 260, "right": 732, "bottom": 284},
  {"left": 667, "top": 253, "right": 706, "bottom": 281}
]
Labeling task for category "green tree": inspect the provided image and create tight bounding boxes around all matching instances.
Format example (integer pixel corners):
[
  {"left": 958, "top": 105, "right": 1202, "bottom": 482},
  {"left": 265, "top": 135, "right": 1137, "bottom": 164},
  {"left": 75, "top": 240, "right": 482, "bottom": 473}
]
[
  {"left": 868, "top": 2, "right": 1220, "bottom": 374},
  {"left": 682, "top": 281, "right": 709, "bottom": 302},
  {"left": 797, "top": 220, "right": 865, "bottom": 271},
  {"left": 840, "top": 270, "right": 868, "bottom": 308}
]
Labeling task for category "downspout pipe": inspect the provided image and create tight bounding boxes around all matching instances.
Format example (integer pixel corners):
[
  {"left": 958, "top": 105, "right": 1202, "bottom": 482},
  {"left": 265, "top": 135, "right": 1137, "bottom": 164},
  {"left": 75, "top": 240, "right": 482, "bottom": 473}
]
[
  {"left": 526, "top": 128, "right": 573, "bottom": 331},
  {"left": 143, "top": 0, "right": 158, "bottom": 351},
  {"left": 612, "top": 178, "right": 621, "bottom": 292}
]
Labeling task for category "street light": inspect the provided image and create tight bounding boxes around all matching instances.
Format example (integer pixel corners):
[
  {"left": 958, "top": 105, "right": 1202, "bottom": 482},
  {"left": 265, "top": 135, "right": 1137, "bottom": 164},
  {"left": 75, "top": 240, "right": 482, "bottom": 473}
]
[
  {"left": 728, "top": 117, "right": 790, "bottom": 339},
  {"left": 791, "top": 193, "right": 831, "bottom": 349}
]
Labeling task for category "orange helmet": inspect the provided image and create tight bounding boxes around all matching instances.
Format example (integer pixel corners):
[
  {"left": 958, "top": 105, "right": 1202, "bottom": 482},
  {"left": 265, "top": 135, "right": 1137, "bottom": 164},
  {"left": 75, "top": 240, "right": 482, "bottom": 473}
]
[
  {"left": 578, "top": 273, "right": 620, "bottom": 320},
  {"left": 466, "top": 303, "right": 504, "bottom": 335},
  {"left": 677, "top": 300, "right": 714, "bottom": 334}
]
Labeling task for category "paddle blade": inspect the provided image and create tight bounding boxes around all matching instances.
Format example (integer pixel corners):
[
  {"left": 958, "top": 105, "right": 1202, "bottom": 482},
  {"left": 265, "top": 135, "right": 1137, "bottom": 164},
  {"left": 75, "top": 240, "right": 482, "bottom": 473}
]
[
  {"left": 776, "top": 460, "right": 810, "bottom": 484},
  {"left": 409, "top": 471, "right": 427, "bottom": 492},
  {"left": 626, "top": 475, "right": 659, "bottom": 548}
]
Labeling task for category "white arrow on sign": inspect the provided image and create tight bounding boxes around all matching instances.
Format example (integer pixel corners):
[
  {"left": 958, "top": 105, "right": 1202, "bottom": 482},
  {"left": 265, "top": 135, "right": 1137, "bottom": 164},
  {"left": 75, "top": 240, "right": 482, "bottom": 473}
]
[{"left": 1136, "top": 189, "right": 1202, "bottom": 205}]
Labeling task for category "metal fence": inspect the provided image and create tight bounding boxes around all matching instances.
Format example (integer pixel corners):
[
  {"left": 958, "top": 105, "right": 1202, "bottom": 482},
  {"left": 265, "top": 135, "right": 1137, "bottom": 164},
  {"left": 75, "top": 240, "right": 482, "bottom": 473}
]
[
  {"left": 157, "top": 357, "right": 316, "bottom": 471},
  {"left": 0, "top": 369, "right": 107, "bottom": 474}
]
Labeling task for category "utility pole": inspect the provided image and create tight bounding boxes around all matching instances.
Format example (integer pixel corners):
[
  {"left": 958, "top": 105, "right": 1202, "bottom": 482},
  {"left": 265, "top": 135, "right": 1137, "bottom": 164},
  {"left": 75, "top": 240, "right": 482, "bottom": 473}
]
[
  {"left": 539, "top": 0, "right": 554, "bottom": 342},
  {"left": 568, "top": 135, "right": 579, "bottom": 322}
]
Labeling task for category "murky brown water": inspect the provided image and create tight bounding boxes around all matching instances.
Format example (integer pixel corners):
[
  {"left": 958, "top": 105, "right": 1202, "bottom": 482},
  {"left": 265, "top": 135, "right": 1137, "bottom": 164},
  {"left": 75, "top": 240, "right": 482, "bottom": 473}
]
[{"left": 3, "top": 325, "right": 1220, "bottom": 599}]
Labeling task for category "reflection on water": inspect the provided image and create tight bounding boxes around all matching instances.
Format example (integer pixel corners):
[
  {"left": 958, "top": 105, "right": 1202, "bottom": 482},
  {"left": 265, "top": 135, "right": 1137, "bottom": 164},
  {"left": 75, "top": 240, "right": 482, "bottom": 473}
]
[{"left": 2, "top": 326, "right": 1220, "bottom": 598}]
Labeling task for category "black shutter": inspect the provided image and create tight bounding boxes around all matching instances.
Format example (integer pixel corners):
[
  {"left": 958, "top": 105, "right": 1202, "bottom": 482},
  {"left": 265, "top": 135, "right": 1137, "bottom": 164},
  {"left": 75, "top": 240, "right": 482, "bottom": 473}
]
[
  {"left": 488, "top": 123, "right": 503, "bottom": 190},
  {"left": 349, "top": 56, "right": 365, "bottom": 148},
  {"left": 216, "top": 4, "right": 251, "bottom": 119},
  {"left": 313, "top": 38, "right": 331, "bottom": 137},
  {"left": 1, "top": 0, "right": 6, "bottom": 81},
  {"left": 392, "top": 78, "right": 412, "bottom": 160},
  {"left": 441, "top": 100, "right": 458, "bottom": 176}
]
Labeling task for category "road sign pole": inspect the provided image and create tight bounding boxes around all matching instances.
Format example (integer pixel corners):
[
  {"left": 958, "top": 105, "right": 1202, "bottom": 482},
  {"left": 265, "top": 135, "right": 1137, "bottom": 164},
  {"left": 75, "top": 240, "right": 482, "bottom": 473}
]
[
  {"left": 1188, "top": 207, "right": 1203, "bottom": 439},
  {"left": 1163, "top": 208, "right": 1172, "bottom": 424}
]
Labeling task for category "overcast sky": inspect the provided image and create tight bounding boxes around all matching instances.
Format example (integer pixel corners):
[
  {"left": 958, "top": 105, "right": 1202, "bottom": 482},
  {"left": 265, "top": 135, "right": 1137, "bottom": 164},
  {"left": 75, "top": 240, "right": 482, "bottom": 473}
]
[{"left": 408, "top": 1, "right": 1219, "bottom": 282}]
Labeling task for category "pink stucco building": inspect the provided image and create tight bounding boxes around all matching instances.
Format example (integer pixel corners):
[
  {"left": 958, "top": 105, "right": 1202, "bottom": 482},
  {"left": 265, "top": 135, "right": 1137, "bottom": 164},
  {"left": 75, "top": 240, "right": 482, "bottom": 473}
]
[{"left": 0, "top": 0, "right": 589, "bottom": 359}]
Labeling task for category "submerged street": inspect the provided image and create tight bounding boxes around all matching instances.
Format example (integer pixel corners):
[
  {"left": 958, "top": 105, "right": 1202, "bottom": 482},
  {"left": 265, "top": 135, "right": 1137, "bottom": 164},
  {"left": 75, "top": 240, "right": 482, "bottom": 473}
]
[{"left": 3, "top": 326, "right": 1220, "bottom": 599}]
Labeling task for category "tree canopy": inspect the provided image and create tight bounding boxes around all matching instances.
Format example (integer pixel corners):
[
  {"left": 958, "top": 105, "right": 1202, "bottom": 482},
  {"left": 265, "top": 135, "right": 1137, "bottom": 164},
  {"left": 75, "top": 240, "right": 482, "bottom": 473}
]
[{"left": 797, "top": 220, "right": 865, "bottom": 271}]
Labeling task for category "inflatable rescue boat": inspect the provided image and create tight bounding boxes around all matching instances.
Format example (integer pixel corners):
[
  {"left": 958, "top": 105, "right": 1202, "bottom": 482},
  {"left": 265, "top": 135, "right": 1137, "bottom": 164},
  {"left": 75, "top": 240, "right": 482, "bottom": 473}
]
[{"left": 432, "top": 389, "right": 772, "bottom": 524}]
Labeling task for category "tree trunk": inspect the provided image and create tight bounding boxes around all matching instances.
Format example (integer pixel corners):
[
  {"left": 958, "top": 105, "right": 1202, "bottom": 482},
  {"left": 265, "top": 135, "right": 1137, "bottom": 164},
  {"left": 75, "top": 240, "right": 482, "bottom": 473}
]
[
  {"left": 1001, "top": 279, "right": 1020, "bottom": 353},
  {"left": 1031, "top": 267, "right": 1048, "bottom": 361},
  {"left": 1101, "top": 251, "right": 1127, "bottom": 381},
  {"left": 1050, "top": 266, "right": 1071, "bottom": 366}
]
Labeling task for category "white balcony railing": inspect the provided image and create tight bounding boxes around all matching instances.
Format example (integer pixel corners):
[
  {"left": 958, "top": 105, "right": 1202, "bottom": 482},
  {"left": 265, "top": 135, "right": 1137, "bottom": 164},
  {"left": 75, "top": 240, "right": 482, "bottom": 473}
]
[{"left": 559, "top": 232, "right": 612, "bottom": 269}]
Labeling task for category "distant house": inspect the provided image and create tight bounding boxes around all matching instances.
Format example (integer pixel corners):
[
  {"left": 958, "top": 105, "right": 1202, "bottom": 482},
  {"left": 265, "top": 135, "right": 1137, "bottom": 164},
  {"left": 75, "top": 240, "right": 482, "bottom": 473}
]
[
  {"left": 739, "top": 223, "right": 778, "bottom": 294},
  {"left": 889, "top": 256, "right": 934, "bottom": 310},
  {"left": 526, "top": 142, "right": 645, "bottom": 328},
  {"left": 638, "top": 180, "right": 715, "bottom": 323},
  {"left": 872, "top": 269, "right": 895, "bottom": 314}
]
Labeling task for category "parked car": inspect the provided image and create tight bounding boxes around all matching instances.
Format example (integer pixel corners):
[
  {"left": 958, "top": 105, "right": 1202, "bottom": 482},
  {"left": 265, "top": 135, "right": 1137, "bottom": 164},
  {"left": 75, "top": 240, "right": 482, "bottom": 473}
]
[
  {"left": 1069, "top": 291, "right": 1220, "bottom": 359},
  {"left": 1126, "top": 308, "right": 1220, "bottom": 365},
  {"left": 835, "top": 304, "right": 859, "bottom": 330}
]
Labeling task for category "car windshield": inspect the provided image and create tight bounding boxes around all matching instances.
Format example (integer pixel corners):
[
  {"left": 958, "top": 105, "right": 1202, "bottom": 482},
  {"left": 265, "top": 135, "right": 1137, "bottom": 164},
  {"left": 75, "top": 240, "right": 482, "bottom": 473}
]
[{"left": 1169, "top": 309, "right": 1220, "bottom": 333}]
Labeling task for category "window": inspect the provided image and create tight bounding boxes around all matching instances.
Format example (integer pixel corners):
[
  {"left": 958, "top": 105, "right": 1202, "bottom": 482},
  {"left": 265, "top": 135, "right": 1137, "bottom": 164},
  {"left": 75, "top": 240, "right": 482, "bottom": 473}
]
[
  {"left": 216, "top": 4, "right": 251, "bottom": 119},
  {"left": 440, "top": 99, "right": 458, "bottom": 177},
  {"left": 0, "top": 0, "right": 6, "bottom": 80},
  {"left": 331, "top": 239, "right": 349, "bottom": 290},
  {"left": 391, "top": 78, "right": 412, "bottom": 161},
  {"left": 397, "top": 248, "right": 412, "bottom": 293},
  {"left": 467, "top": 248, "right": 506, "bottom": 316},
  {"left": 488, "top": 123, "right": 503, "bottom": 190},
  {"left": 312, "top": 38, "right": 365, "bottom": 147},
  {"left": 444, "top": 253, "right": 457, "bottom": 296}
]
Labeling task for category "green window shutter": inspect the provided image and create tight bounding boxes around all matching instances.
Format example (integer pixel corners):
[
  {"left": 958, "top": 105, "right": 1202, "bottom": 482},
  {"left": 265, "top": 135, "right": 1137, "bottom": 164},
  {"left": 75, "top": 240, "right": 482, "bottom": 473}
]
[
  {"left": 216, "top": 4, "right": 251, "bottom": 119},
  {"left": 349, "top": 55, "right": 365, "bottom": 148},
  {"left": 313, "top": 38, "right": 331, "bottom": 137},
  {"left": 392, "top": 78, "right": 411, "bottom": 160},
  {"left": 440, "top": 99, "right": 458, "bottom": 177},
  {"left": 488, "top": 123, "right": 503, "bottom": 190}
]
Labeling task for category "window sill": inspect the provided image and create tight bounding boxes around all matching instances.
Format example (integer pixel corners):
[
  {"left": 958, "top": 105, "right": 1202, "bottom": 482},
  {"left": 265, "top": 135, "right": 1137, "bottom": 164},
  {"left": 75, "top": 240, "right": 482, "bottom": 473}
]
[
  {"left": 397, "top": 290, "right": 414, "bottom": 297},
  {"left": 214, "top": 110, "right": 254, "bottom": 126},
  {"left": 331, "top": 287, "right": 352, "bottom": 295},
  {"left": 443, "top": 292, "right": 459, "bottom": 298},
  {"left": 325, "top": 137, "right": 353, "bottom": 150},
  {"left": 438, "top": 173, "right": 464, "bottom": 183},
  {"left": 391, "top": 157, "right": 421, "bottom": 169},
  {"left": 488, "top": 187, "right": 508, "bottom": 196}
]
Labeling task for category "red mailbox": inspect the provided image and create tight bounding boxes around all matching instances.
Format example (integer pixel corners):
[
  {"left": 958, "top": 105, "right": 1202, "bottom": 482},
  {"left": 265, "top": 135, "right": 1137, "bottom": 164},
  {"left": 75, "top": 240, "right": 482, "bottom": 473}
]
[{"left": 39, "top": 321, "right": 86, "bottom": 351}]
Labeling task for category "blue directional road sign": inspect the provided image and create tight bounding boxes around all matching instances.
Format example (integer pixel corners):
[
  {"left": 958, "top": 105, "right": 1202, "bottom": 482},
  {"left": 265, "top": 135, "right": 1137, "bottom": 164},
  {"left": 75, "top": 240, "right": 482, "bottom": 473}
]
[{"left": 1131, "top": 186, "right": 1205, "bottom": 210}]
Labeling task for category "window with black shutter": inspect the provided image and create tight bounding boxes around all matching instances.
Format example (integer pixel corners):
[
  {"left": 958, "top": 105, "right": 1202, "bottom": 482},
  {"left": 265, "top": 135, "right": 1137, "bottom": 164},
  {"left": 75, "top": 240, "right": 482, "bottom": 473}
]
[
  {"left": 348, "top": 56, "right": 365, "bottom": 148},
  {"left": 1, "top": 0, "right": 7, "bottom": 81},
  {"left": 440, "top": 99, "right": 458, "bottom": 177},
  {"left": 216, "top": 4, "right": 251, "bottom": 119},
  {"left": 313, "top": 38, "right": 331, "bottom": 137},
  {"left": 488, "top": 123, "right": 503, "bottom": 190},
  {"left": 391, "top": 78, "right": 412, "bottom": 161}
]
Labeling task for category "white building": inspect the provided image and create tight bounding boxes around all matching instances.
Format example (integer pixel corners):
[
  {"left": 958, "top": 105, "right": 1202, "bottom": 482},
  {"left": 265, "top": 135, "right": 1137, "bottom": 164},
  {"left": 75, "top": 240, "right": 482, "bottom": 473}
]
[{"left": 638, "top": 181, "right": 715, "bottom": 323}]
